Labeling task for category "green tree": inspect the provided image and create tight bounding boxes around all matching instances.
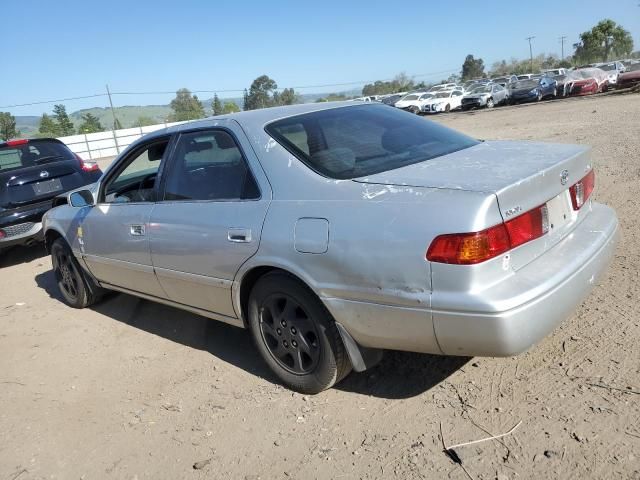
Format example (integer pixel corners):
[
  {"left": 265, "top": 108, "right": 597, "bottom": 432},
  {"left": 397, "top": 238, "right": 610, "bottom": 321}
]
[
  {"left": 38, "top": 113, "right": 60, "bottom": 137},
  {"left": 274, "top": 88, "right": 299, "bottom": 106},
  {"left": 77, "top": 113, "right": 104, "bottom": 134},
  {"left": 168, "top": 88, "right": 205, "bottom": 121},
  {"left": 134, "top": 116, "right": 156, "bottom": 127},
  {"left": 52, "top": 104, "right": 75, "bottom": 136},
  {"left": 461, "top": 55, "right": 485, "bottom": 81},
  {"left": 574, "top": 19, "right": 633, "bottom": 64},
  {"left": 212, "top": 94, "right": 223, "bottom": 116},
  {"left": 221, "top": 101, "right": 240, "bottom": 114},
  {"left": 362, "top": 73, "right": 417, "bottom": 96},
  {"left": 0, "top": 112, "right": 18, "bottom": 141},
  {"left": 242, "top": 89, "right": 249, "bottom": 111},
  {"left": 245, "top": 75, "right": 278, "bottom": 110}
]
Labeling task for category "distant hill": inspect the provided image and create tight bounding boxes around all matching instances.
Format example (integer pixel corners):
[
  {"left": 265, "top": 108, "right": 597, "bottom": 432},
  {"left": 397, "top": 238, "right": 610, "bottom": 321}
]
[{"left": 70, "top": 105, "right": 173, "bottom": 129}]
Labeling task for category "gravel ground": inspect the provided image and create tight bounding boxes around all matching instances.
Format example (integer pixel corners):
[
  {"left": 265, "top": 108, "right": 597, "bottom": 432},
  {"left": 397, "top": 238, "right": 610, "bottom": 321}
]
[{"left": 1, "top": 93, "right": 639, "bottom": 480}]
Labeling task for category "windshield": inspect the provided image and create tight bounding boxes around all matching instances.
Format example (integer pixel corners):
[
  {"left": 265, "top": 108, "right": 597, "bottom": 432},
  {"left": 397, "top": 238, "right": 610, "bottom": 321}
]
[
  {"left": 0, "top": 140, "right": 74, "bottom": 173},
  {"left": 513, "top": 79, "right": 538, "bottom": 89},
  {"left": 265, "top": 104, "right": 479, "bottom": 180},
  {"left": 546, "top": 70, "right": 561, "bottom": 76},
  {"left": 470, "top": 85, "right": 491, "bottom": 94},
  {"left": 434, "top": 92, "right": 450, "bottom": 98},
  {"left": 400, "top": 94, "right": 419, "bottom": 101},
  {"left": 599, "top": 63, "right": 616, "bottom": 71},
  {"left": 492, "top": 78, "right": 508, "bottom": 84},
  {"left": 516, "top": 75, "right": 530, "bottom": 80}
]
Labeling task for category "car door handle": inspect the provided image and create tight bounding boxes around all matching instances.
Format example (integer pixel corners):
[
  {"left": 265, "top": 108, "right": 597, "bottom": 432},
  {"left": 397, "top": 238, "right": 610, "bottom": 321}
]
[
  {"left": 227, "top": 228, "right": 252, "bottom": 243},
  {"left": 130, "top": 224, "right": 145, "bottom": 236}
]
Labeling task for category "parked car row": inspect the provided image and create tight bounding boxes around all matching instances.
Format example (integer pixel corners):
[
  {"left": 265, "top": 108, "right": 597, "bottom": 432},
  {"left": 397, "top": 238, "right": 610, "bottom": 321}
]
[{"left": 356, "top": 60, "right": 638, "bottom": 115}]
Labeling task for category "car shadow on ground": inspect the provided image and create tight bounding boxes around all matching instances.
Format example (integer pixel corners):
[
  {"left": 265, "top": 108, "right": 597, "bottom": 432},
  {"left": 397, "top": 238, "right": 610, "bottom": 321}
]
[
  {"left": 35, "top": 269, "right": 469, "bottom": 399},
  {"left": 0, "top": 243, "right": 47, "bottom": 268}
]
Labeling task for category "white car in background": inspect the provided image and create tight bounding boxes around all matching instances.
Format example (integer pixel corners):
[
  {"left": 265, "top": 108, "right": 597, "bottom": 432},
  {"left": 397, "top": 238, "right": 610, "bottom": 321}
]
[
  {"left": 422, "top": 89, "right": 464, "bottom": 113},
  {"left": 394, "top": 92, "right": 435, "bottom": 114},
  {"left": 595, "top": 62, "right": 626, "bottom": 86}
]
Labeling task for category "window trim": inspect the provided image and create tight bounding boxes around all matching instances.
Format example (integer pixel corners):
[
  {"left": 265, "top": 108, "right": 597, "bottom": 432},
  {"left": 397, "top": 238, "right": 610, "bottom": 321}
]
[
  {"left": 97, "top": 135, "right": 174, "bottom": 205},
  {"left": 158, "top": 126, "right": 262, "bottom": 204}
]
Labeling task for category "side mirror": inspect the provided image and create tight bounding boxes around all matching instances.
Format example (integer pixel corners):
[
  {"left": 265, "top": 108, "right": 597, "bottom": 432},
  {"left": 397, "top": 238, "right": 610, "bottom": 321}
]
[{"left": 69, "top": 189, "right": 95, "bottom": 208}]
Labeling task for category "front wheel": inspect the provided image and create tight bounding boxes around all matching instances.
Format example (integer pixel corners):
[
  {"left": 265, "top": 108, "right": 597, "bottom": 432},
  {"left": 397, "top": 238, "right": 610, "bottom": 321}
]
[
  {"left": 248, "top": 272, "right": 352, "bottom": 393},
  {"left": 51, "top": 238, "right": 102, "bottom": 308},
  {"left": 444, "top": 104, "right": 451, "bottom": 113},
  {"left": 486, "top": 98, "right": 494, "bottom": 109},
  {"left": 410, "top": 105, "right": 420, "bottom": 115}
]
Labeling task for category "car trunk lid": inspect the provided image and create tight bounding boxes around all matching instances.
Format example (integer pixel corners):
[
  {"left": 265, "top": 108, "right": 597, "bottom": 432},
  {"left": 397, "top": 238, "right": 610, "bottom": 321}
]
[{"left": 354, "top": 140, "right": 593, "bottom": 269}]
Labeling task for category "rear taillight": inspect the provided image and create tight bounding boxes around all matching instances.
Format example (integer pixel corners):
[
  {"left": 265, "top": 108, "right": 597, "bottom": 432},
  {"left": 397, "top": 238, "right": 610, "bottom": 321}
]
[
  {"left": 426, "top": 204, "right": 549, "bottom": 265},
  {"left": 569, "top": 170, "right": 595, "bottom": 211},
  {"left": 0, "top": 229, "right": 5, "bottom": 240},
  {"left": 6, "top": 139, "right": 28, "bottom": 146},
  {"left": 75, "top": 153, "right": 99, "bottom": 173}
]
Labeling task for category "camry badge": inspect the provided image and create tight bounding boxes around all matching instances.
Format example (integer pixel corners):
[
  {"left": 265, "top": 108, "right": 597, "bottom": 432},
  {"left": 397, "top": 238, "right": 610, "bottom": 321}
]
[
  {"left": 39, "top": 170, "right": 50, "bottom": 178},
  {"left": 560, "top": 169, "right": 569, "bottom": 186}
]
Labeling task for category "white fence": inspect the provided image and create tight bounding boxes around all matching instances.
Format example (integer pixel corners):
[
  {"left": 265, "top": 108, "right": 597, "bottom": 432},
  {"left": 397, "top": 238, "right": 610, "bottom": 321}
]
[{"left": 57, "top": 121, "right": 188, "bottom": 160}]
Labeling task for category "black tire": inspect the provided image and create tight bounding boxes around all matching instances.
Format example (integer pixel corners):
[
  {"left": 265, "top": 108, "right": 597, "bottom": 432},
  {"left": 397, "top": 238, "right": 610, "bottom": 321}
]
[
  {"left": 248, "top": 272, "right": 352, "bottom": 393},
  {"left": 486, "top": 97, "right": 495, "bottom": 109},
  {"left": 444, "top": 104, "right": 451, "bottom": 113},
  {"left": 536, "top": 90, "right": 543, "bottom": 102},
  {"left": 409, "top": 105, "right": 420, "bottom": 115},
  {"left": 51, "top": 238, "right": 102, "bottom": 308}
]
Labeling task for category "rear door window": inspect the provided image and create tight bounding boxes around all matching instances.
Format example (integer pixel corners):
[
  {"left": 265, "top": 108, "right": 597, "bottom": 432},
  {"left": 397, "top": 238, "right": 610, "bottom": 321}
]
[{"left": 266, "top": 104, "right": 479, "bottom": 179}]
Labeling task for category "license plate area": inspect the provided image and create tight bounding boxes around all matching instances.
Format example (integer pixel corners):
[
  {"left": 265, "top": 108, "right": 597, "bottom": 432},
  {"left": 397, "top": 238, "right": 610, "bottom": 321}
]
[
  {"left": 546, "top": 190, "right": 574, "bottom": 234},
  {"left": 32, "top": 178, "right": 63, "bottom": 195}
]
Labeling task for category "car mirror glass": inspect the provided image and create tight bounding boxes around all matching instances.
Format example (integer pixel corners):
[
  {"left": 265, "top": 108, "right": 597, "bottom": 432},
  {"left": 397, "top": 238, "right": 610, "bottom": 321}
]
[{"left": 69, "top": 189, "right": 95, "bottom": 208}]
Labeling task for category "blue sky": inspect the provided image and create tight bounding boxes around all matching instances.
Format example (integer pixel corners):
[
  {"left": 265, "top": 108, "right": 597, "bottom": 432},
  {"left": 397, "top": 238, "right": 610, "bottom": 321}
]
[{"left": 2, "top": 0, "right": 639, "bottom": 116}]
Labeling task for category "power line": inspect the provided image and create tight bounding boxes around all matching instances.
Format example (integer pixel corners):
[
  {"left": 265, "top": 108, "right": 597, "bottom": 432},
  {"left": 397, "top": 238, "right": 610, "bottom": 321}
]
[
  {"left": 0, "top": 68, "right": 461, "bottom": 109},
  {"left": 559, "top": 36, "right": 567, "bottom": 61}
]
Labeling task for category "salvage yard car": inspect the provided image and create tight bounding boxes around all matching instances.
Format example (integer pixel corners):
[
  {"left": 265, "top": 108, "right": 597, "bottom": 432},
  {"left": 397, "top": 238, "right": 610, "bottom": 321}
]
[
  {"left": 461, "top": 83, "right": 508, "bottom": 110},
  {"left": 394, "top": 92, "right": 434, "bottom": 113},
  {"left": 509, "top": 75, "right": 557, "bottom": 103},
  {"left": 0, "top": 138, "right": 101, "bottom": 254},
  {"left": 42, "top": 102, "right": 618, "bottom": 394},
  {"left": 422, "top": 90, "right": 464, "bottom": 113}
]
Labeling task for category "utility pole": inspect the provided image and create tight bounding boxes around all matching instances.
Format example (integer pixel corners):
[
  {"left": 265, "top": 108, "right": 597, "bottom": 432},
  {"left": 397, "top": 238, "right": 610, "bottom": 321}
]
[
  {"left": 526, "top": 36, "right": 535, "bottom": 71},
  {"left": 559, "top": 36, "right": 567, "bottom": 61},
  {"left": 105, "top": 84, "right": 119, "bottom": 131}
]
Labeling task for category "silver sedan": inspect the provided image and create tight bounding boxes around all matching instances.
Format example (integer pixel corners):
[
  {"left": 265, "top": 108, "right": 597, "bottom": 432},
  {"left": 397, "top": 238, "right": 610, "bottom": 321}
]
[{"left": 43, "top": 102, "right": 618, "bottom": 393}]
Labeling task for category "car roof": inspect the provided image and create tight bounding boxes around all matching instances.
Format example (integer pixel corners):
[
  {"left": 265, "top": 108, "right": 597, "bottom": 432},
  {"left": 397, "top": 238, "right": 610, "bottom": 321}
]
[{"left": 143, "top": 101, "right": 363, "bottom": 141}]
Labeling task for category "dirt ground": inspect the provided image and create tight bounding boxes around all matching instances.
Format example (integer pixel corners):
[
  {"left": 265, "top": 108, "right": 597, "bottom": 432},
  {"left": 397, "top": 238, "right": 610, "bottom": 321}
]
[{"left": 1, "top": 93, "right": 639, "bottom": 480}]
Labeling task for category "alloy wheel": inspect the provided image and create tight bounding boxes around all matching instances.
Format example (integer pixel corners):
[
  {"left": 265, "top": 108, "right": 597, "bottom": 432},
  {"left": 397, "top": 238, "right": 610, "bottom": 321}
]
[
  {"left": 54, "top": 250, "right": 79, "bottom": 300},
  {"left": 259, "top": 294, "right": 321, "bottom": 375}
]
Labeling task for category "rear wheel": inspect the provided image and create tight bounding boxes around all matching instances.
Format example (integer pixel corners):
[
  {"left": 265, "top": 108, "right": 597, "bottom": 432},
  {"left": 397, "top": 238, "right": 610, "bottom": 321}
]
[
  {"left": 536, "top": 90, "right": 543, "bottom": 102},
  {"left": 248, "top": 272, "right": 352, "bottom": 393},
  {"left": 51, "top": 238, "right": 102, "bottom": 308},
  {"left": 409, "top": 105, "right": 420, "bottom": 115}
]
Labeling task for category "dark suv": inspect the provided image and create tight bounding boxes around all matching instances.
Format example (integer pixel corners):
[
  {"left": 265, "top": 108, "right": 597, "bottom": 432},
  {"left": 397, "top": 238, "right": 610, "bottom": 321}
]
[{"left": 0, "top": 138, "right": 102, "bottom": 253}]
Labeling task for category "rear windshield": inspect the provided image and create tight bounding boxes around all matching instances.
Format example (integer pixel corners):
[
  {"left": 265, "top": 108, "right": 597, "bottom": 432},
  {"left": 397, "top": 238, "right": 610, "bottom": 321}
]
[
  {"left": 0, "top": 140, "right": 74, "bottom": 173},
  {"left": 265, "top": 104, "right": 479, "bottom": 179},
  {"left": 513, "top": 79, "right": 538, "bottom": 89}
]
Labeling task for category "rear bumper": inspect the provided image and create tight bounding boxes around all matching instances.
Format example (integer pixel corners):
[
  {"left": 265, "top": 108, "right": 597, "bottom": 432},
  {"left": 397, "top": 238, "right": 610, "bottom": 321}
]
[
  {"left": 432, "top": 202, "right": 618, "bottom": 356},
  {"left": 323, "top": 202, "right": 618, "bottom": 358},
  {"left": 0, "top": 201, "right": 50, "bottom": 249}
]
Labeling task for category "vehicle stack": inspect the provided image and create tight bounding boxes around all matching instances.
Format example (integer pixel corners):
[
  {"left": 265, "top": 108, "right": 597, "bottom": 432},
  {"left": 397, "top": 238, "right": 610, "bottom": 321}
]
[{"left": 355, "top": 59, "right": 639, "bottom": 114}]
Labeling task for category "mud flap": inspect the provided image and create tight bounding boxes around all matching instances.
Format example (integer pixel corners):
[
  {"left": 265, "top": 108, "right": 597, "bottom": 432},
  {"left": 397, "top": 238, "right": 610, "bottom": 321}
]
[{"left": 335, "top": 322, "right": 384, "bottom": 372}]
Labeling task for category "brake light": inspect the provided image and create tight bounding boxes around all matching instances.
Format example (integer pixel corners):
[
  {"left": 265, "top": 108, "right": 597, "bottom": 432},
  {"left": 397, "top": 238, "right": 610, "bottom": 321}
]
[
  {"left": 569, "top": 170, "right": 595, "bottom": 211},
  {"left": 0, "top": 229, "right": 5, "bottom": 240},
  {"left": 5, "top": 139, "right": 28, "bottom": 146},
  {"left": 75, "top": 153, "right": 100, "bottom": 172},
  {"left": 426, "top": 205, "right": 549, "bottom": 265}
]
